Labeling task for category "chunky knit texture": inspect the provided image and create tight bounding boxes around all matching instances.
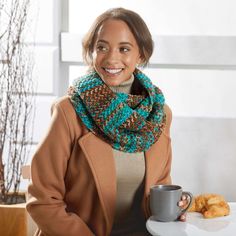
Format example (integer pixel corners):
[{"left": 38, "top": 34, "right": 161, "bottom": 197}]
[{"left": 69, "top": 69, "right": 166, "bottom": 153}]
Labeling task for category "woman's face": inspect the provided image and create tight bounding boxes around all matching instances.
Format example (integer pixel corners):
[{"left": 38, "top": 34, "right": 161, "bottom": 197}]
[{"left": 92, "top": 19, "right": 141, "bottom": 87}]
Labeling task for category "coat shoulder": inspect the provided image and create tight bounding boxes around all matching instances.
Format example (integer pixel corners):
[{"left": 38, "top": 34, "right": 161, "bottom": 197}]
[
  {"left": 52, "top": 96, "right": 74, "bottom": 113},
  {"left": 163, "top": 104, "right": 172, "bottom": 136},
  {"left": 164, "top": 104, "right": 172, "bottom": 122},
  {"left": 51, "top": 95, "right": 86, "bottom": 139}
]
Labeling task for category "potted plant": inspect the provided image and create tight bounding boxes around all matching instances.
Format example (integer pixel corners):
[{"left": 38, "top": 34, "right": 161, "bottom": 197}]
[{"left": 0, "top": 0, "right": 35, "bottom": 234}]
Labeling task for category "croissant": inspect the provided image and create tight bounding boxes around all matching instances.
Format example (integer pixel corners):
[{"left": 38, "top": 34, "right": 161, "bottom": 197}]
[{"left": 188, "top": 194, "right": 230, "bottom": 218}]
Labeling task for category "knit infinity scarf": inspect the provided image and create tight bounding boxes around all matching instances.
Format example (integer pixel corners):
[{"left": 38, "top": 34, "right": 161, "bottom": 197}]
[{"left": 69, "top": 69, "right": 166, "bottom": 153}]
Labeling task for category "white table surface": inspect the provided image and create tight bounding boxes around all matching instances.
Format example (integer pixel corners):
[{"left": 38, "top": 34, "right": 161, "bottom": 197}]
[{"left": 146, "top": 202, "right": 236, "bottom": 236}]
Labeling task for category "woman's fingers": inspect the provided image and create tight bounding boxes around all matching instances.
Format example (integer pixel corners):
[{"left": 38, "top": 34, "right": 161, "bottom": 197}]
[
  {"left": 178, "top": 199, "right": 188, "bottom": 207},
  {"left": 178, "top": 194, "right": 189, "bottom": 221},
  {"left": 179, "top": 214, "right": 186, "bottom": 222}
]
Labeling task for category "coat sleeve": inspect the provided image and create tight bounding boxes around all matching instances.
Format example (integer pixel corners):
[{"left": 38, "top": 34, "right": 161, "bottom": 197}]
[
  {"left": 155, "top": 140, "right": 172, "bottom": 185},
  {"left": 156, "top": 104, "right": 172, "bottom": 185},
  {"left": 26, "top": 100, "right": 94, "bottom": 236}
]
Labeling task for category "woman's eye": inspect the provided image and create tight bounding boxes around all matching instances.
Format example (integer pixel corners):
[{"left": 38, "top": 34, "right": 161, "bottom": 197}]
[
  {"left": 120, "top": 47, "right": 129, "bottom": 52},
  {"left": 97, "top": 45, "right": 107, "bottom": 52}
]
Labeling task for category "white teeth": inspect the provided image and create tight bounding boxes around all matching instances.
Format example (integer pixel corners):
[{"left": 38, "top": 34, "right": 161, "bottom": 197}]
[{"left": 104, "top": 68, "right": 122, "bottom": 74}]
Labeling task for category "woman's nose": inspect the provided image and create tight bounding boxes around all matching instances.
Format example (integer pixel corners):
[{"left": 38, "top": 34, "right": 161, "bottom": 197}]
[{"left": 105, "top": 49, "right": 120, "bottom": 62}]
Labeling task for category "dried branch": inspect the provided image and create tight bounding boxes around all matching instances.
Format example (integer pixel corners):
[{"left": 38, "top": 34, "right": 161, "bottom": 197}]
[{"left": 0, "top": 0, "right": 35, "bottom": 204}]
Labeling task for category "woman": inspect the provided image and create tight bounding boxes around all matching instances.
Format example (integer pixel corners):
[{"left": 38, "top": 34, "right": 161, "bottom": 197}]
[{"left": 27, "top": 7, "right": 186, "bottom": 236}]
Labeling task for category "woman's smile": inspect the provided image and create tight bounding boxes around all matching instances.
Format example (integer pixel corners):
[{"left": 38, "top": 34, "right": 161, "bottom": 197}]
[{"left": 103, "top": 68, "right": 123, "bottom": 75}]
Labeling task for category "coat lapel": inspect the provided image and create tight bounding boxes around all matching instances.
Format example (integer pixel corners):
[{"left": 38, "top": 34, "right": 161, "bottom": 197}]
[
  {"left": 78, "top": 132, "right": 116, "bottom": 229},
  {"left": 145, "top": 142, "right": 162, "bottom": 193},
  {"left": 142, "top": 135, "right": 171, "bottom": 217}
]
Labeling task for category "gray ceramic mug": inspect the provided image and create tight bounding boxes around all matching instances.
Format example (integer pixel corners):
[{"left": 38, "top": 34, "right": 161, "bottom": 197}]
[{"left": 150, "top": 185, "right": 193, "bottom": 222}]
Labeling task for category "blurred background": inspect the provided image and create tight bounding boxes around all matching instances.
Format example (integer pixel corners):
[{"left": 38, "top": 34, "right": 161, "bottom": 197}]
[{"left": 7, "top": 0, "right": 236, "bottom": 200}]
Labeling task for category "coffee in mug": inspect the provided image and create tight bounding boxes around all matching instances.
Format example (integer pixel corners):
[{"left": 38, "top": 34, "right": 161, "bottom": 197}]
[{"left": 150, "top": 184, "right": 193, "bottom": 222}]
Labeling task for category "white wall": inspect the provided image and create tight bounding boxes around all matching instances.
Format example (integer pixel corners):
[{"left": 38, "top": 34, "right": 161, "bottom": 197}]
[{"left": 171, "top": 117, "right": 236, "bottom": 201}]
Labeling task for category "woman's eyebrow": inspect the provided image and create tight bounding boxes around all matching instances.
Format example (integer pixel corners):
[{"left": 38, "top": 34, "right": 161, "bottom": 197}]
[
  {"left": 119, "top": 42, "right": 133, "bottom": 47},
  {"left": 96, "top": 39, "right": 108, "bottom": 44},
  {"left": 97, "top": 39, "right": 133, "bottom": 47}
]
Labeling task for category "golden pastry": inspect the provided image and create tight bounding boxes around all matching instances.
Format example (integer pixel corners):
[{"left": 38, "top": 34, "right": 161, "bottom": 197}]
[{"left": 188, "top": 194, "right": 230, "bottom": 218}]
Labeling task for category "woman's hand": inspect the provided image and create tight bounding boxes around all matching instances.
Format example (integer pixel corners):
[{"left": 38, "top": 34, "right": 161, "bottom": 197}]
[{"left": 178, "top": 195, "right": 188, "bottom": 221}]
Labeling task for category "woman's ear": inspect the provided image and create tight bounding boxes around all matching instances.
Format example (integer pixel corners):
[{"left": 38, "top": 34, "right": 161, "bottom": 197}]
[{"left": 136, "top": 56, "right": 142, "bottom": 67}]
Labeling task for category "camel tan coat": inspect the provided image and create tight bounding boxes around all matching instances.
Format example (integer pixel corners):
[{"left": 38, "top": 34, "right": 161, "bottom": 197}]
[{"left": 26, "top": 96, "right": 172, "bottom": 236}]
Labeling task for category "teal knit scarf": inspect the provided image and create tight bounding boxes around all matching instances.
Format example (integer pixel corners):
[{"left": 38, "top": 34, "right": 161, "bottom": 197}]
[{"left": 69, "top": 69, "right": 166, "bottom": 153}]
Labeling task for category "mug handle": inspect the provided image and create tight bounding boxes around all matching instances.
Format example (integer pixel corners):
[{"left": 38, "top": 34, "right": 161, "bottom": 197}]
[{"left": 180, "top": 191, "right": 193, "bottom": 214}]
